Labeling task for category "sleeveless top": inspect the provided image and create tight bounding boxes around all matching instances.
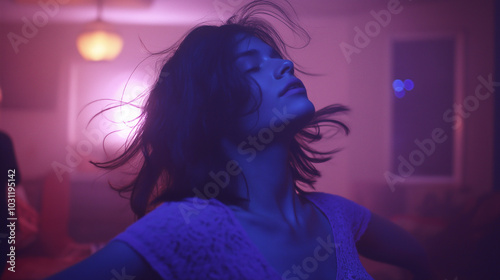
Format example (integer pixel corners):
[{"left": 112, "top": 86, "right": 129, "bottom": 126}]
[{"left": 112, "top": 192, "right": 374, "bottom": 279}]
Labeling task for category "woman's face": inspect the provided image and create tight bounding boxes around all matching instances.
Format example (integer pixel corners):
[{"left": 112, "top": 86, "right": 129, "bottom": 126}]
[{"left": 232, "top": 35, "right": 315, "bottom": 140}]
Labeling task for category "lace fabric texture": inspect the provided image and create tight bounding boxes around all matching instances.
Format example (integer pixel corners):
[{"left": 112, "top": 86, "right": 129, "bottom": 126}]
[
  {"left": 304, "top": 192, "right": 374, "bottom": 280},
  {"left": 112, "top": 192, "right": 373, "bottom": 279}
]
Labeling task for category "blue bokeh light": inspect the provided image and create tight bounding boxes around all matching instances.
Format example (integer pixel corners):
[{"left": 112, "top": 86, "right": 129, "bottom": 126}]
[
  {"left": 404, "top": 79, "right": 414, "bottom": 91},
  {"left": 392, "top": 79, "right": 404, "bottom": 92},
  {"left": 394, "top": 90, "right": 405, "bottom": 99}
]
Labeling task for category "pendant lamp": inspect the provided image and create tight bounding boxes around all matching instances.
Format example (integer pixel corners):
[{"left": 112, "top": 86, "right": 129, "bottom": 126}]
[{"left": 76, "top": 0, "right": 123, "bottom": 61}]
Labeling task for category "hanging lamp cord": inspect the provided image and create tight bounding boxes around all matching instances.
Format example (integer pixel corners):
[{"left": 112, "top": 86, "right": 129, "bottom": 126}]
[{"left": 96, "top": 0, "right": 103, "bottom": 22}]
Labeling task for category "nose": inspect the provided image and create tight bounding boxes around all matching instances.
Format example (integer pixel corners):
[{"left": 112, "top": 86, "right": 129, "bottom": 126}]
[{"left": 274, "top": 59, "right": 294, "bottom": 79}]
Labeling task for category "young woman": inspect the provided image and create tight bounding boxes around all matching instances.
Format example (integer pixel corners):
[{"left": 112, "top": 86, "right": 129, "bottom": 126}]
[{"left": 47, "top": 1, "right": 431, "bottom": 279}]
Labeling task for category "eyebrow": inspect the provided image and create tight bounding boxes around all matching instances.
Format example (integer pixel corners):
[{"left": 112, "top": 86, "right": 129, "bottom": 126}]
[{"left": 235, "top": 48, "right": 281, "bottom": 61}]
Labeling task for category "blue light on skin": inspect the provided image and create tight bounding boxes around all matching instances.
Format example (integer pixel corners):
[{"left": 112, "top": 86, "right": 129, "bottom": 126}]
[
  {"left": 233, "top": 35, "right": 314, "bottom": 138},
  {"left": 404, "top": 79, "right": 414, "bottom": 91},
  {"left": 392, "top": 79, "right": 404, "bottom": 92}
]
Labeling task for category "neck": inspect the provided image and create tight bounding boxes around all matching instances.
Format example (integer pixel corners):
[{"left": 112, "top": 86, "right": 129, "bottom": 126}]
[{"left": 221, "top": 137, "right": 304, "bottom": 223}]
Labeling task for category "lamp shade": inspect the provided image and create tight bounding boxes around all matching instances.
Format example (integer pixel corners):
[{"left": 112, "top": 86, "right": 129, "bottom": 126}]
[{"left": 76, "top": 21, "right": 123, "bottom": 61}]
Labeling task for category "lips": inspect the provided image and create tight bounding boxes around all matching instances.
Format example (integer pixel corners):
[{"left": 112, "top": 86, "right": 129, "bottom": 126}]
[{"left": 279, "top": 79, "right": 305, "bottom": 97}]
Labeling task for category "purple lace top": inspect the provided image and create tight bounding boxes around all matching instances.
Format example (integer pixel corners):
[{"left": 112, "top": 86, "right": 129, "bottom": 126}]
[{"left": 112, "top": 192, "right": 373, "bottom": 279}]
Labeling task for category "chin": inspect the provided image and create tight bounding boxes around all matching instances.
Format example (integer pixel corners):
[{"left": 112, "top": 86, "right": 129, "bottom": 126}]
[
  {"left": 236, "top": 98, "right": 316, "bottom": 141},
  {"left": 293, "top": 99, "right": 316, "bottom": 126},
  {"left": 277, "top": 98, "right": 316, "bottom": 135}
]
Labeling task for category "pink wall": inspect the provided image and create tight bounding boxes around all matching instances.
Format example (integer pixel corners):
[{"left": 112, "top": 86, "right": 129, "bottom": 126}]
[{"left": 334, "top": 0, "right": 495, "bottom": 212}]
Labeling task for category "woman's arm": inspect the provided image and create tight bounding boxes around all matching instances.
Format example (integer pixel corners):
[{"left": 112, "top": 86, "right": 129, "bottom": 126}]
[
  {"left": 45, "top": 241, "right": 161, "bottom": 280},
  {"left": 356, "top": 212, "right": 432, "bottom": 280}
]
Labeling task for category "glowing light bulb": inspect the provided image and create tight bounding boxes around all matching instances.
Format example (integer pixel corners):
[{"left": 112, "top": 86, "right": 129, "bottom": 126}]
[{"left": 76, "top": 21, "right": 123, "bottom": 61}]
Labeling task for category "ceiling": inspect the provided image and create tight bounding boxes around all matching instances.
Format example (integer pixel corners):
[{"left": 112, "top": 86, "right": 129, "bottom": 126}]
[{"left": 0, "top": 0, "right": 421, "bottom": 25}]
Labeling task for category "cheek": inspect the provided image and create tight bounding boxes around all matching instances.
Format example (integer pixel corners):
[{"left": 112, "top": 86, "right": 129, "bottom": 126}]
[
  {"left": 235, "top": 75, "right": 284, "bottom": 132},
  {"left": 243, "top": 81, "right": 261, "bottom": 113},
  {"left": 248, "top": 74, "right": 277, "bottom": 102},
  {"left": 244, "top": 76, "right": 271, "bottom": 108}
]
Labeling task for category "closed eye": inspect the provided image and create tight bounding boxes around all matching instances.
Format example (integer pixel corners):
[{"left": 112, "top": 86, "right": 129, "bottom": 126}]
[{"left": 246, "top": 66, "right": 260, "bottom": 73}]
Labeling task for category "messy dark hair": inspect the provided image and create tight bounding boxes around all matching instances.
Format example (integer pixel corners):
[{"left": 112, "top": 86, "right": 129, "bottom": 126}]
[{"left": 92, "top": 0, "right": 349, "bottom": 218}]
